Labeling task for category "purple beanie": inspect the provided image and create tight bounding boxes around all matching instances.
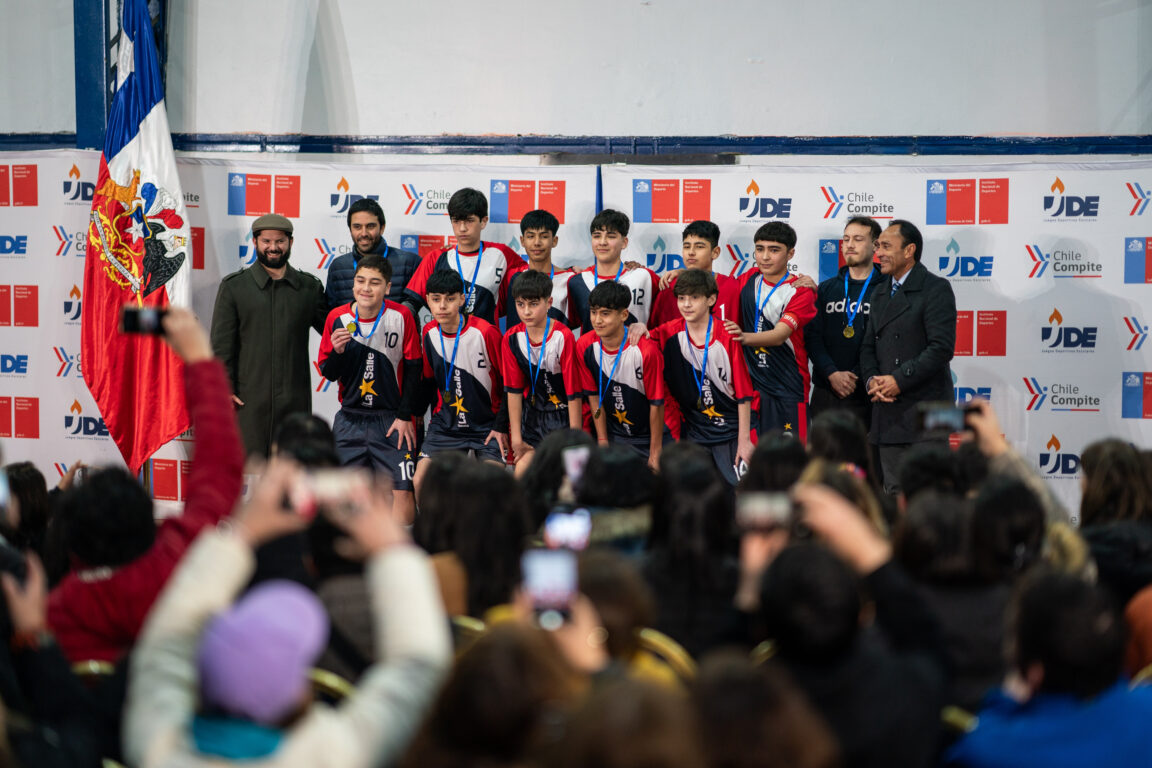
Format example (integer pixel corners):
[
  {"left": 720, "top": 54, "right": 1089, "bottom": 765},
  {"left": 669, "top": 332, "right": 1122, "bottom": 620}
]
[{"left": 197, "top": 580, "right": 329, "bottom": 725}]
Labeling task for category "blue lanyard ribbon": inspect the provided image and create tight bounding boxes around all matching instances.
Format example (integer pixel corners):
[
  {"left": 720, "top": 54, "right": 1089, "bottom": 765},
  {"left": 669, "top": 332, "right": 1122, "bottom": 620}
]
[
  {"left": 437, "top": 313, "right": 464, "bottom": 394},
  {"left": 754, "top": 273, "right": 789, "bottom": 332},
  {"left": 685, "top": 316, "right": 712, "bottom": 403},
  {"left": 527, "top": 315, "right": 552, "bottom": 399},
  {"left": 597, "top": 339, "right": 626, "bottom": 408},
  {"left": 352, "top": 241, "right": 388, "bottom": 272},
  {"left": 454, "top": 246, "right": 484, "bottom": 310},
  {"left": 593, "top": 262, "right": 625, "bottom": 286},
  {"left": 843, "top": 268, "right": 875, "bottom": 329},
  {"left": 352, "top": 304, "right": 384, "bottom": 339}
]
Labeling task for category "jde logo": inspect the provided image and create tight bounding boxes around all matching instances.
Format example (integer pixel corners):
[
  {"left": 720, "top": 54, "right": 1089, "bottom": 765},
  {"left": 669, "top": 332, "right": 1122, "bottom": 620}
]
[
  {"left": 53, "top": 347, "right": 81, "bottom": 377},
  {"left": 64, "top": 400, "right": 109, "bottom": 438},
  {"left": 952, "top": 372, "right": 991, "bottom": 405},
  {"left": 1041, "top": 308, "right": 1097, "bottom": 351},
  {"left": 0, "top": 235, "right": 29, "bottom": 255},
  {"left": 1125, "top": 317, "right": 1148, "bottom": 350},
  {"left": 62, "top": 164, "right": 95, "bottom": 204},
  {"left": 329, "top": 177, "right": 379, "bottom": 215},
  {"left": 1043, "top": 177, "right": 1100, "bottom": 219},
  {"left": 54, "top": 225, "right": 85, "bottom": 256},
  {"left": 739, "top": 180, "right": 791, "bottom": 220},
  {"left": 63, "top": 285, "right": 81, "bottom": 323},
  {"left": 646, "top": 236, "right": 684, "bottom": 273},
  {"left": 937, "top": 238, "right": 993, "bottom": 278},
  {"left": 1127, "top": 183, "right": 1151, "bottom": 216},
  {"left": 0, "top": 354, "right": 29, "bottom": 374},
  {"left": 1039, "top": 435, "right": 1081, "bottom": 479}
]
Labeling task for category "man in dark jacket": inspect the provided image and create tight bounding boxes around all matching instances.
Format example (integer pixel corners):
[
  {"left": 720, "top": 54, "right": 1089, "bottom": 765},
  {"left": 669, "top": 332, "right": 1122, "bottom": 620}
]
[
  {"left": 211, "top": 214, "right": 327, "bottom": 457},
  {"left": 324, "top": 198, "right": 420, "bottom": 314}
]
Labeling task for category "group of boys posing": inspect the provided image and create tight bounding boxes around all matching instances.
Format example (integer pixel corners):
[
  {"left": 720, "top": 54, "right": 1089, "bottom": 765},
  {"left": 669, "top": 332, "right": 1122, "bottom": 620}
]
[{"left": 316, "top": 187, "right": 880, "bottom": 521}]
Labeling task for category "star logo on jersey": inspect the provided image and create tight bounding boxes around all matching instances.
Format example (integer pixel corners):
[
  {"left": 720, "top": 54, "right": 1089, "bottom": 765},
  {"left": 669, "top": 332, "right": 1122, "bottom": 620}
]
[
  {"left": 449, "top": 395, "right": 469, "bottom": 415},
  {"left": 404, "top": 452, "right": 412, "bottom": 461},
  {"left": 784, "top": 423, "right": 793, "bottom": 432},
  {"left": 548, "top": 394, "right": 562, "bottom": 406},
  {"left": 702, "top": 405, "right": 722, "bottom": 420},
  {"left": 359, "top": 378, "right": 376, "bottom": 397},
  {"left": 613, "top": 408, "right": 632, "bottom": 426}
]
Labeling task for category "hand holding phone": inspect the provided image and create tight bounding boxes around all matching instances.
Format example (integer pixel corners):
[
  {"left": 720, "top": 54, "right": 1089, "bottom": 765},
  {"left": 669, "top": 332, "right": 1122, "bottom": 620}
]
[
  {"left": 522, "top": 548, "right": 578, "bottom": 631},
  {"left": 120, "top": 305, "right": 169, "bottom": 335}
]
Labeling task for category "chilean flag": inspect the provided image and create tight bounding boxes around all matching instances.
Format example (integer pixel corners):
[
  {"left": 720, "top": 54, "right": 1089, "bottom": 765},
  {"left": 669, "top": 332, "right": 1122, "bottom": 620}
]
[{"left": 82, "top": 0, "right": 190, "bottom": 472}]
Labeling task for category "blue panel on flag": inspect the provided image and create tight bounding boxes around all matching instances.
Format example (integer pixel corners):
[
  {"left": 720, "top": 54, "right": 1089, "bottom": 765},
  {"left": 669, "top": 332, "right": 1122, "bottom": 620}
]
[
  {"left": 925, "top": 180, "right": 947, "bottom": 225},
  {"left": 490, "top": 180, "right": 510, "bottom": 223},
  {"left": 1122, "top": 372, "right": 1144, "bottom": 419},
  {"left": 818, "top": 239, "right": 841, "bottom": 283},
  {"left": 227, "top": 173, "right": 246, "bottom": 216},
  {"left": 633, "top": 179, "right": 653, "bottom": 223},
  {"left": 1125, "top": 238, "right": 1146, "bottom": 284}
]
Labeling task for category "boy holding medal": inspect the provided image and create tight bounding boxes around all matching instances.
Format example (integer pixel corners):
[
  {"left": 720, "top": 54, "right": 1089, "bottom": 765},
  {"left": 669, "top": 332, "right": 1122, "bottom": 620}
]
[
  {"left": 575, "top": 281, "right": 667, "bottom": 471},
  {"left": 318, "top": 254, "right": 423, "bottom": 522},
  {"left": 724, "top": 222, "right": 817, "bottom": 442},
  {"left": 652, "top": 269, "right": 755, "bottom": 485},
  {"left": 412, "top": 270, "right": 509, "bottom": 495},
  {"left": 502, "top": 270, "right": 583, "bottom": 474}
]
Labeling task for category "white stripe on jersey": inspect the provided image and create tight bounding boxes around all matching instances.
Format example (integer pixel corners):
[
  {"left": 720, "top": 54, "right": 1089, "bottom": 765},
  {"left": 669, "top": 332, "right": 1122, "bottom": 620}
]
[
  {"left": 576, "top": 268, "right": 655, "bottom": 325},
  {"left": 339, "top": 307, "right": 408, "bottom": 370},
  {"left": 426, "top": 324, "right": 495, "bottom": 396},
  {"left": 551, "top": 271, "right": 573, "bottom": 320},
  {"left": 754, "top": 276, "right": 802, "bottom": 354},
  {"left": 593, "top": 341, "right": 647, "bottom": 393},
  {"left": 675, "top": 330, "right": 737, "bottom": 400},
  {"left": 452, "top": 247, "right": 509, "bottom": 314},
  {"left": 514, "top": 328, "right": 568, "bottom": 374}
]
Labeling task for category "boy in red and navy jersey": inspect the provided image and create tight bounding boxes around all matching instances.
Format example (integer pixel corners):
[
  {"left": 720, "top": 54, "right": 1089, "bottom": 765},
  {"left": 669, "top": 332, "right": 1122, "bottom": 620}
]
[
  {"left": 648, "top": 220, "right": 741, "bottom": 327},
  {"left": 567, "top": 209, "right": 660, "bottom": 335},
  {"left": 576, "top": 281, "right": 667, "bottom": 470},
  {"left": 318, "top": 254, "right": 422, "bottom": 522},
  {"left": 412, "top": 269, "right": 508, "bottom": 494},
  {"left": 503, "top": 209, "right": 576, "bottom": 328},
  {"left": 652, "top": 269, "right": 755, "bottom": 485},
  {"left": 502, "top": 270, "right": 583, "bottom": 475},
  {"left": 405, "top": 187, "right": 525, "bottom": 325},
  {"left": 725, "top": 222, "right": 817, "bottom": 442}
]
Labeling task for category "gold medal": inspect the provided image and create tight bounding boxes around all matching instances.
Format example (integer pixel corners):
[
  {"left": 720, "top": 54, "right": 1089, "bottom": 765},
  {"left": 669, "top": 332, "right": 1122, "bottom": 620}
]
[
  {"left": 530, "top": 395, "right": 536, "bottom": 407},
  {"left": 347, "top": 321, "right": 358, "bottom": 334},
  {"left": 843, "top": 325, "right": 855, "bottom": 339},
  {"left": 594, "top": 407, "right": 603, "bottom": 420},
  {"left": 696, "top": 397, "right": 703, "bottom": 410}
]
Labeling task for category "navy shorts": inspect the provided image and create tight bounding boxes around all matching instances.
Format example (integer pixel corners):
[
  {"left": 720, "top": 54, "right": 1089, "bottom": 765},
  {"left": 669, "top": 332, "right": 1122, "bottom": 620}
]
[
  {"left": 333, "top": 409, "right": 417, "bottom": 492},
  {"left": 609, "top": 429, "right": 673, "bottom": 460},
  {"left": 755, "top": 397, "right": 807, "bottom": 443},
  {"left": 702, "top": 439, "right": 743, "bottom": 486},
  {"left": 522, "top": 406, "right": 571, "bottom": 448},
  {"left": 419, "top": 423, "right": 505, "bottom": 464}
]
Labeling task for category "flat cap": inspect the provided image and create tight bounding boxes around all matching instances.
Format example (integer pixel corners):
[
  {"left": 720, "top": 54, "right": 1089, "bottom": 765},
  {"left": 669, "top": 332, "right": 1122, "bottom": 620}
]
[{"left": 251, "top": 213, "right": 294, "bottom": 235}]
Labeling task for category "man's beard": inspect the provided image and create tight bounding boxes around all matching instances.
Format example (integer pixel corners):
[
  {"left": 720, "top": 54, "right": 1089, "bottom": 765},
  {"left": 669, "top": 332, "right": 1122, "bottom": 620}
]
[
  {"left": 355, "top": 234, "right": 382, "bottom": 255},
  {"left": 256, "top": 242, "right": 291, "bottom": 270}
]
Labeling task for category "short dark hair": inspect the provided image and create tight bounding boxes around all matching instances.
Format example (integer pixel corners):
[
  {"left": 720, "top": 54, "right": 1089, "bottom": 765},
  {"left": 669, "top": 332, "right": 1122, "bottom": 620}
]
[
  {"left": 844, "top": 216, "right": 881, "bottom": 241},
  {"left": 673, "top": 268, "right": 718, "bottom": 298},
  {"left": 754, "top": 222, "right": 796, "bottom": 250},
  {"left": 682, "top": 220, "right": 720, "bottom": 249},
  {"left": 520, "top": 209, "right": 559, "bottom": 235},
  {"left": 590, "top": 209, "right": 630, "bottom": 237},
  {"left": 448, "top": 188, "right": 488, "bottom": 220},
  {"left": 510, "top": 269, "right": 553, "bottom": 301},
  {"left": 272, "top": 414, "right": 339, "bottom": 469},
  {"left": 346, "top": 197, "right": 385, "bottom": 229},
  {"left": 355, "top": 253, "right": 393, "bottom": 283},
  {"left": 1013, "top": 570, "right": 1124, "bottom": 699},
  {"left": 899, "top": 443, "right": 970, "bottom": 502},
  {"left": 588, "top": 280, "right": 631, "bottom": 312},
  {"left": 972, "top": 475, "right": 1045, "bottom": 583},
  {"left": 888, "top": 220, "right": 923, "bottom": 262},
  {"left": 426, "top": 269, "right": 465, "bottom": 296},
  {"left": 760, "top": 543, "right": 861, "bottom": 663},
  {"left": 58, "top": 468, "right": 155, "bottom": 568}
]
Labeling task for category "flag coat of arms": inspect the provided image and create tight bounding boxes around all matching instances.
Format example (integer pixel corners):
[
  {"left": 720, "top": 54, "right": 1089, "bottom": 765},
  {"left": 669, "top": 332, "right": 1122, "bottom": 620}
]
[{"left": 82, "top": 0, "right": 190, "bottom": 472}]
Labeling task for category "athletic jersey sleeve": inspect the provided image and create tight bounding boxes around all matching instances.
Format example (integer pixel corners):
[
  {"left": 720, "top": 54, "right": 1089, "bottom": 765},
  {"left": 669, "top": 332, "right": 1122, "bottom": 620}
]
[
  {"left": 560, "top": 326, "right": 582, "bottom": 401},
  {"left": 400, "top": 305, "right": 422, "bottom": 362},
  {"left": 729, "top": 333, "right": 755, "bottom": 401},
  {"left": 421, "top": 322, "right": 437, "bottom": 380},
  {"left": 780, "top": 283, "right": 817, "bottom": 333},
  {"left": 404, "top": 249, "right": 446, "bottom": 308},
  {"left": 502, "top": 327, "right": 526, "bottom": 393},
  {"left": 317, "top": 306, "right": 349, "bottom": 381},
  {"left": 576, "top": 333, "right": 597, "bottom": 397},
  {"left": 493, "top": 243, "right": 527, "bottom": 321},
  {"left": 640, "top": 339, "right": 665, "bottom": 405}
]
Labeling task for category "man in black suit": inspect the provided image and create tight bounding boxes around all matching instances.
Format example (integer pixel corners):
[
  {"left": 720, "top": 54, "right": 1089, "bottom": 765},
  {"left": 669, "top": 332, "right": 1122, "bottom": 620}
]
[{"left": 859, "top": 220, "right": 956, "bottom": 495}]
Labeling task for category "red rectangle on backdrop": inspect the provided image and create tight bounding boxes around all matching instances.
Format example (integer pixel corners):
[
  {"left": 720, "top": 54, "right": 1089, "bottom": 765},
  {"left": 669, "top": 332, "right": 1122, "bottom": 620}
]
[
  {"left": 0, "top": 285, "right": 9, "bottom": 326},
  {"left": 0, "top": 398, "right": 10, "bottom": 437},
  {"left": 650, "top": 180, "right": 680, "bottom": 223},
  {"left": 11, "top": 165, "right": 37, "bottom": 206},
  {"left": 976, "top": 310, "right": 1006, "bottom": 356},
  {"left": 191, "top": 227, "right": 205, "bottom": 270},
  {"left": 0, "top": 166, "right": 9, "bottom": 206},
  {"left": 274, "top": 175, "right": 300, "bottom": 218},
  {"left": 417, "top": 235, "right": 447, "bottom": 257},
  {"left": 179, "top": 460, "right": 192, "bottom": 501},
  {"left": 979, "top": 178, "right": 1009, "bottom": 224},
  {"left": 244, "top": 175, "right": 271, "bottom": 216},
  {"left": 946, "top": 180, "right": 976, "bottom": 225},
  {"left": 507, "top": 180, "right": 536, "bottom": 224},
  {"left": 538, "top": 180, "right": 566, "bottom": 223},
  {"left": 149, "top": 459, "right": 179, "bottom": 501},
  {"left": 1144, "top": 374, "right": 1152, "bottom": 419},
  {"left": 13, "top": 286, "right": 37, "bottom": 327},
  {"left": 954, "top": 310, "right": 974, "bottom": 356},
  {"left": 14, "top": 397, "right": 38, "bottom": 439},
  {"left": 681, "top": 179, "right": 711, "bottom": 222}
]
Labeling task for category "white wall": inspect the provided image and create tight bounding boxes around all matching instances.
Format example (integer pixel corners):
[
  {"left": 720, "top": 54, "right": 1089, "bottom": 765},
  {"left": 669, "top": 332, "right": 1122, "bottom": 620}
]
[{"left": 3, "top": 0, "right": 1151, "bottom": 138}]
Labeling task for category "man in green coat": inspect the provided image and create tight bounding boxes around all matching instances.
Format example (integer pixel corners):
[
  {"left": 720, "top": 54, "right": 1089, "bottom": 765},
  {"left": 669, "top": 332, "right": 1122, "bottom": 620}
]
[{"left": 211, "top": 214, "right": 327, "bottom": 457}]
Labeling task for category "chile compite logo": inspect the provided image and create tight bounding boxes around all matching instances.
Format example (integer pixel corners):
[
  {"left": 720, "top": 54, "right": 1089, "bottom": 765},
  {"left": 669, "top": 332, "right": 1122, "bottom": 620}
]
[
  {"left": 1041, "top": 308, "right": 1097, "bottom": 351},
  {"left": 314, "top": 238, "right": 345, "bottom": 270},
  {"left": 1039, "top": 435, "right": 1081, "bottom": 478},
  {"left": 54, "top": 225, "right": 85, "bottom": 257},
  {"left": 1022, "top": 377, "right": 1101, "bottom": 413},
  {"left": 938, "top": 238, "right": 993, "bottom": 278},
  {"left": 53, "top": 347, "right": 81, "bottom": 377},
  {"left": 739, "top": 180, "right": 792, "bottom": 220},
  {"left": 1043, "top": 177, "right": 1100, "bottom": 219},
  {"left": 1025, "top": 244, "right": 1102, "bottom": 279},
  {"left": 1128, "top": 183, "right": 1151, "bottom": 216},
  {"left": 1125, "top": 317, "right": 1149, "bottom": 350},
  {"left": 819, "top": 186, "right": 894, "bottom": 220}
]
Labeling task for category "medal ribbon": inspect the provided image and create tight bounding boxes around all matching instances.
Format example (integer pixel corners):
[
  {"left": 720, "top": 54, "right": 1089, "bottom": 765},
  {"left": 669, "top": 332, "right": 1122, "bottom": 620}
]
[
  {"left": 454, "top": 246, "right": 485, "bottom": 310},
  {"left": 352, "top": 241, "right": 388, "bottom": 273},
  {"left": 685, "top": 316, "right": 712, "bottom": 406},
  {"left": 527, "top": 315, "right": 552, "bottom": 401},
  {"left": 352, "top": 305, "right": 384, "bottom": 340},
  {"left": 437, "top": 313, "right": 465, "bottom": 395},
  {"left": 593, "top": 262, "right": 625, "bottom": 286},
  {"left": 843, "top": 267, "right": 875, "bottom": 331},
  {"left": 754, "top": 273, "right": 789, "bottom": 332},
  {"left": 597, "top": 339, "right": 626, "bottom": 411}
]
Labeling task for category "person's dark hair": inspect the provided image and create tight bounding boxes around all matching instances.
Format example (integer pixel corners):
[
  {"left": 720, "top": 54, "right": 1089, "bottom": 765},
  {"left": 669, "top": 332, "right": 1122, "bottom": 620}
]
[
  {"left": 426, "top": 268, "right": 465, "bottom": 297},
  {"left": 57, "top": 468, "right": 155, "bottom": 568},
  {"left": 691, "top": 652, "right": 841, "bottom": 768},
  {"left": 798, "top": 459, "right": 887, "bottom": 536},
  {"left": 520, "top": 209, "right": 560, "bottom": 235},
  {"left": 672, "top": 268, "right": 718, "bottom": 298},
  {"left": 271, "top": 414, "right": 338, "bottom": 468},
  {"left": 972, "top": 475, "right": 1045, "bottom": 583},
  {"left": 753, "top": 222, "right": 796, "bottom": 250},
  {"left": 448, "top": 187, "right": 488, "bottom": 220},
  {"left": 1012, "top": 569, "right": 1124, "bottom": 699},
  {"left": 2, "top": 462, "right": 50, "bottom": 553},
  {"left": 844, "top": 215, "right": 881, "bottom": 241},
  {"left": 346, "top": 197, "right": 385, "bottom": 229},
  {"left": 576, "top": 445, "right": 657, "bottom": 510},
  {"left": 893, "top": 491, "right": 973, "bottom": 584},
  {"left": 307, "top": 513, "right": 362, "bottom": 581},
  {"left": 760, "top": 543, "right": 861, "bottom": 663},
  {"left": 682, "top": 220, "right": 720, "bottom": 250},
  {"left": 589, "top": 209, "right": 630, "bottom": 237},
  {"left": 738, "top": 431, "right": 808, "bottom": 494},
  {"left": 588, "top": 281, "right": 631, "bottom": 312},
  {"left": 807, "top": 410, "right": 879, "bottom": 489},
  {"left": 519, "top": 430, "right": 596, "bottom": 528},
  {"left": 578, "top": 549, "right": 656, "bottom": 661},
  {"left": 400, "top": 623, "right": 584, "bottom": 768},
  {"left": 899, "top": 443, "right": 973, "bottom": 502},
  {"left": 354, "top": 253, "right": 392, "bottom": 283},
  {"left": 510, "top": 269, "right": 553, "bottom": 302},
  {"left": 1079, "top": 438, "right": 1152, "bottom": 526},
  {"left": 887, "top": 220, "right": 923, "bottom": 262},
  {"left": 649, "top": 442, "right": 733, "bottom": 576},
  {"left": 413, "top": 452, "right": 470, "bottom": 554}
]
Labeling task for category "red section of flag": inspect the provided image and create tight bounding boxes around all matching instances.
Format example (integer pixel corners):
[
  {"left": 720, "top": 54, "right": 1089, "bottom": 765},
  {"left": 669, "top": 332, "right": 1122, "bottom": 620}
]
[
  {"left": 245, "top": 174, "right": 271, "bottom": 215},
  {"left": 149, "top": 459, "right": 179, "bottom": 500},
  {"left": 946, "top": 180, "right": 975, "bottom": 225},
  {"left": 682, "top": 179, "right": 711, "bottom": 222},
  {"left": 274, "top": 175, "right": 300, "bottom": 218},
  {"left": 191, "top": 226, "right": 205, "bottom": 269},
  {"left": 979, "top": 178, "right": 1009, "bottom": 224},
  {"left": 976, "top": 310, "right": 1006, "bottom": 356},
  {"left": 954, "top": 310, "right": 973, "bottom": 356},
  {"left": 13, "top": 285, "right": 37, "bottom": 327},
  {"left": 650, "top": 180, "right": 680, "bottom": 223},
  {"left": 14, "top": 397, "right": 38, "bottom": 439},
  {"left": 538, "top": 180, "right": 566, "bottom": 224},
  {"left": 507, "top": 180, "right": 536, "bottom": 224}
]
